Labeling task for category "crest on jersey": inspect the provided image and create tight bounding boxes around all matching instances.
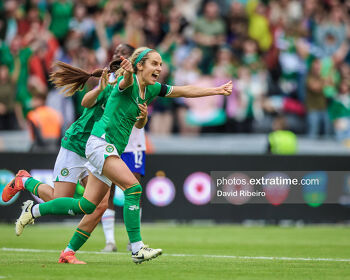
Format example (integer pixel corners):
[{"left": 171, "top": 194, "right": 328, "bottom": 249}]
[
  {"left": 61, "top": 168, "right": 69, "bottom": 177},
  {"left": 106, "top": 145, "right": 115, "bottom": 153}
]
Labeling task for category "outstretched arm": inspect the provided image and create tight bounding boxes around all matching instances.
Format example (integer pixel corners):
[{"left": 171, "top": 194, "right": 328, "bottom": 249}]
[
  {"left": 168, "top": 81, "right": 232, "bottom": 98},
  {"left": 81, "top": 68, "right": 108, "bottom": 108}
]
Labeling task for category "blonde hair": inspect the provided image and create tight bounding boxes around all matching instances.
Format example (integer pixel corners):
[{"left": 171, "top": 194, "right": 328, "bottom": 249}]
[{"left": 114, "top": 47, "right": 157, "bottom": 81}]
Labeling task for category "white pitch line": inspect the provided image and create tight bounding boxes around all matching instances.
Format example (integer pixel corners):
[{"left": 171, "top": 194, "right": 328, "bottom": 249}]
[{"left": 1, "top": 247, "right": 350, "bottom": 263}]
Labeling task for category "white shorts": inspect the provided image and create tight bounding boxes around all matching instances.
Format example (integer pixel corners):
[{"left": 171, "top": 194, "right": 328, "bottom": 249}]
[
  {"left": 53, "top": 147, "right": 89, "bottom": 184},
  {"left": 85, "top": 135, "right": 119, "bottom": 186}
]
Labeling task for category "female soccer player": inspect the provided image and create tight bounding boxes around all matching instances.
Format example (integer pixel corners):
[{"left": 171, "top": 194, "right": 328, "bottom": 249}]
[
  {"left": 101, "top": 44, "right": 148, "bottom": 253},
  {"left": 14, "top": 47, "right": 232, "bottom": 264},
  {"left": 4, "top": 45, "right": 147, "bottom": 264}
]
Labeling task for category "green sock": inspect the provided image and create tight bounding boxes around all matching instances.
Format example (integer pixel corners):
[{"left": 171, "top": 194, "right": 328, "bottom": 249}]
[
  {"left": 123, "top": 184, "right": 142, "bottom": 243},
  {"left": 67, "top": 228, "right": 91, "bottom": 251},
  {"left": 24, "top": 178, "right": 42, "bottom": 197},
  {"left": 38, "top": 197, "right": 96, "bottom": 216}
]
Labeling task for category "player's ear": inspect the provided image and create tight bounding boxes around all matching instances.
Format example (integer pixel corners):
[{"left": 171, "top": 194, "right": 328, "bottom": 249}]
[{"left": 136, "top": 62, "right": 143, "bottom": 71}]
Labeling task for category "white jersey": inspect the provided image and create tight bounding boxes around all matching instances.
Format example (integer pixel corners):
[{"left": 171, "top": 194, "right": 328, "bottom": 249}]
[
  {"left": 109, "top": 73, "right": 146, "bottom": 153},
  {"left": 124, "top": 126, "right": 146, "bottom": 152}
]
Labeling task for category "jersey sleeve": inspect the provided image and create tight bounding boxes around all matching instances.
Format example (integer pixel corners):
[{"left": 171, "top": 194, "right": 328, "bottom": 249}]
[
  {"left": 96, "top": 84, "right": 112, "bottom": 103},
  {"left": 157, "top": 82, "right": 173, "bottom": 97},
  {"left": 110, "top": 76, "right": 127, "bottom": 97}
]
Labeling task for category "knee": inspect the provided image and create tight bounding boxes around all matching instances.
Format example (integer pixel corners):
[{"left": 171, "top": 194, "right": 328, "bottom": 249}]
[
  {"left": 79, "top": 197, "right": 96, "bottom": 215},
  {"left": 130, "top": 184, "right": 142, "bottom": 193},
  {"left": 94, "top": 199, "right": 108, "bottom": 216},
  {"left": 124, "top": 184, "right": 142, "bottom": 197}
]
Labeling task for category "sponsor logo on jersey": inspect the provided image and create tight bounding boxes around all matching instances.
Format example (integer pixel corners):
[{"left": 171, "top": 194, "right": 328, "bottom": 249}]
[
  {"left": 61, "top": 168, "right": 69, "bottom": 177},
  {"left": 68, "top": 209, "right": 75, "bottom": 216},
  {"left": 128, "top": 205, "right": 139, "bottom": 211},
  {"left": 106, "top": 145, "right": 115, "bottom": 153}
]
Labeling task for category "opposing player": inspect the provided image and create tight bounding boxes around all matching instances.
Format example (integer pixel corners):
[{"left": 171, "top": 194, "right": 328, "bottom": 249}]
[{"left": 14, "top": 47, "right": 232, "bottom": 264}]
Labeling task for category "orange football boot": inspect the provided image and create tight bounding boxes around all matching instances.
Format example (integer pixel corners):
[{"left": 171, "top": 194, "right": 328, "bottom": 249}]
[
  {"left": 58, "top": 251, "right": 87, "bottom": 264},
  {"left": 2, "top": 170, "right": 31, "bottom": 202}
]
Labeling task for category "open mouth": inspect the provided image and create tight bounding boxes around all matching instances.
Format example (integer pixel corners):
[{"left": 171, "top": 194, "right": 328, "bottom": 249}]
[{"left": 152, "top": 73, "right": 159, "bottom": 79}]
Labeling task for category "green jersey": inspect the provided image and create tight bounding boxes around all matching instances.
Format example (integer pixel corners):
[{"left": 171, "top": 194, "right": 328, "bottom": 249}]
[
  {"left": 92, "top": 74, "right": 172, "bottom": 154},
  {"left": 61, "top": 84, "right": 114, "bottom": 157}
]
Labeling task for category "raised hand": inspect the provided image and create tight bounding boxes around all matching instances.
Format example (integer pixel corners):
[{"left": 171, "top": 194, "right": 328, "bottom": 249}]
[
  {"left": 136, "top": 103, "right": 148, "bottom": 120},
  {"left": 219, "top": 81, "right": 233, "bottom": 96},
  {"left": 98, "top": 68, "right": 108, "bottom": 92},
  {"left": 120, "top": 56, "right": 134, "bottom": 73}
]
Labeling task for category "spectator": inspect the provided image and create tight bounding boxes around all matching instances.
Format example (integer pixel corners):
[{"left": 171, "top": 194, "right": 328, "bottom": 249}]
[
  {"left": 69, "top": 3, "right": 95, "bottom": 47},
  {"left": 212, "top": 46, "right": 236, "bottom": 79},
  {"left": 143, "top": 1, "right": 165, "bottom": 49},
  {"left": 328, "top": 80, "right": 350, "bottom": 142},
  {"left": 27, "top": 77, "right": 63, "bottom": 152},
  {"left": 48, "top": 0, "right": 73, "bottom": 46},
  {"left": 0, "top": 64, "right": 19, "bottom": 130},
  {"left": 267, "top": 114, "right": 298, "bottom": 155},
  {"left": 193, "top": 1, "right": 225, "bottom": 74},
  {"left": 184, "top": 76, "right": 226, "bottom": 133},
  {"left": 234, "top": 66, "right": 265, "bottom": 133},
  {"left": 246, "top": 0, "right": 272, "bottom": 52},
  {"left": 226, "top": 1, "right": 248, "bottom": 54},
  {"left": 2, "top": 0, "right": 350, "bottom": 144},
  {"left": 305, "top": 59, "right": 332, "bottom": 138},
  {"left": 172, "top": 48, "right": 202, "bottom": 135}
]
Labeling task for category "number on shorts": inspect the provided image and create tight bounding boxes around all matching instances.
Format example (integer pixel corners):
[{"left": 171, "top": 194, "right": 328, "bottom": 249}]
[{"left": 133, "top": 151, "right": 143, "bottom": 169}]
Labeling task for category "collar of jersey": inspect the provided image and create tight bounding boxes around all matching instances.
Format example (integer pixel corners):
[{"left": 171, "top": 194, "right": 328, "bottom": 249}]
[{"left": 134, "top": 74, "right": 147, "bottom": 101}]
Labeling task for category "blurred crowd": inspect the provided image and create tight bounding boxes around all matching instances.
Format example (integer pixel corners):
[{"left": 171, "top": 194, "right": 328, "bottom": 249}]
[{"left": 2, "top": 0, "right": 350, "bottom": 150}]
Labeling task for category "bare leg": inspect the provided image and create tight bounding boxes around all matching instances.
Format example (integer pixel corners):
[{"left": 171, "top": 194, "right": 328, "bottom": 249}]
[
  {"left": 35, "top": 181, "right": 77, "bottom": 202},
  {"left": 102, "top": 156, "right": 139, "bottom": 189},
  {"left": 53, "top": 182, "right": 77, "bottom": 199},
  {"left": 83, "top": 173, "right": 110, "bottom": 206},
  {"left": 78, "top": 189, "right": 110, "bottom": 233},
  {"left": 107, "top": 185, "right": 115, "bottom": 210},
  {"left": 36, "top": 184, "right": 54, "bottom": 202},
  {"left": 107, "top": 172, "right": 141, "bottom": 210}
]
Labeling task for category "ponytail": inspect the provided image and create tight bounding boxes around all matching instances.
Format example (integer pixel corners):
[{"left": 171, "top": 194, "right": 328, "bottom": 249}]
[{"left": 50, "top": 59, "right": 122, "bottom": 96}]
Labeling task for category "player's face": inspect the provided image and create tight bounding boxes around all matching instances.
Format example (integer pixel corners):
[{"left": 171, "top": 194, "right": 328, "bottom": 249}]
[
  {"left": 139, "top": 52, "right": 162, "bottom": 85},
  {"left": 113, "top": 44, "right": 132, "bottom": 60}
]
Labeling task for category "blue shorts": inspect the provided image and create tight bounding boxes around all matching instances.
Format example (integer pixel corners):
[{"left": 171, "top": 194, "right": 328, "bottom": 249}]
[{"left": 121, "top": 151, "right": 146, "bottom": 176}]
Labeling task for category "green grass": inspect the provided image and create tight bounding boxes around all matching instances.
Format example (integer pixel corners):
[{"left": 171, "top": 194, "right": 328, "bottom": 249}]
[{"left": 0, "top": 223, "right": 349, "bottom": 279}]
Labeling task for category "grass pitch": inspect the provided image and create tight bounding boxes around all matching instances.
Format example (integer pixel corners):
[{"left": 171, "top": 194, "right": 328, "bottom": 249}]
[{"left": 0, "top": 223, "right": 349, "bottom": 280}]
